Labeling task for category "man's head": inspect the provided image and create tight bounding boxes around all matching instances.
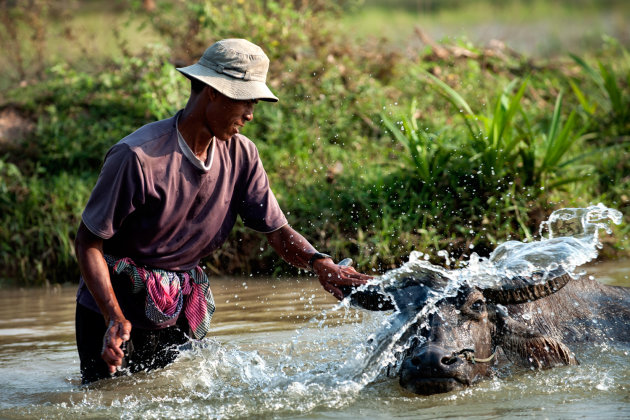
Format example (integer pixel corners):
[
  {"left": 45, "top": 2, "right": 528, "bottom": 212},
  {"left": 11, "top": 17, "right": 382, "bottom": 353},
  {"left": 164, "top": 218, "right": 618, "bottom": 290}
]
[
  {"left": 177, "top": 39, "right": 278, "bottom": 102},
  {"left": 203, "top": 87, "right": 258, "bottom": 141}
]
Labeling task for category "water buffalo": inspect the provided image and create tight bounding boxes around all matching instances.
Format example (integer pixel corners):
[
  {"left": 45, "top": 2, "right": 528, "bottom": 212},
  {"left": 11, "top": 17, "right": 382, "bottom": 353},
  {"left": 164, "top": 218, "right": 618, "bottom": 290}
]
[{"left": 343, "top": 263, "right": 630, "bottom": 396}]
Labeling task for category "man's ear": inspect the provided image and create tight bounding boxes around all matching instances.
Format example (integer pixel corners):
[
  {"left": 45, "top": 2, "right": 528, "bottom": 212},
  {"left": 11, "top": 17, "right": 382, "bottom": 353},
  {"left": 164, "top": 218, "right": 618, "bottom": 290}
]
[{"left": 206, "top": 86, "right": 217, "bottom": 100}]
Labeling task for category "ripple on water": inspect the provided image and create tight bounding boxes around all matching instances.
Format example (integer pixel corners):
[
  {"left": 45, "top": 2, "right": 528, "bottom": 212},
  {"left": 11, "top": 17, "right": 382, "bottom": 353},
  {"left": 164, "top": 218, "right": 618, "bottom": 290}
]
[
  {"left": 1, "top": 206, "right": 629, "bottom": 419},
  {"left": 8, "top": 325, "right": 627, "bottom": 420}
]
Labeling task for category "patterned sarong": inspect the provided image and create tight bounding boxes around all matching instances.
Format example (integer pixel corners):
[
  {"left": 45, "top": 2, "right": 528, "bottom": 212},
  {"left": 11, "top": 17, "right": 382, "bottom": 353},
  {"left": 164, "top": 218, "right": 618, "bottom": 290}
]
[{"left": 104, "top": 255, "right": 215, "bottom": 340}]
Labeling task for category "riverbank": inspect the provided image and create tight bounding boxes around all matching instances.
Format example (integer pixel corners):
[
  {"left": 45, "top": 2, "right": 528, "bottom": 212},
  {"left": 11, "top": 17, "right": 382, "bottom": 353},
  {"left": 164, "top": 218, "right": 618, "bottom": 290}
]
[{"left": 0, "top": 0, "right": 629, "bottom": 285}]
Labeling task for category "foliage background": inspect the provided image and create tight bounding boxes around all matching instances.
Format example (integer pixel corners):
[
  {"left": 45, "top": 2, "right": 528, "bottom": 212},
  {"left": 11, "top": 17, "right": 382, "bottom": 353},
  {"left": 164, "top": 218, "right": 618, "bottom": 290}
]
[{"left": 0, "top": 0, "right": 629, "bottom": 285}]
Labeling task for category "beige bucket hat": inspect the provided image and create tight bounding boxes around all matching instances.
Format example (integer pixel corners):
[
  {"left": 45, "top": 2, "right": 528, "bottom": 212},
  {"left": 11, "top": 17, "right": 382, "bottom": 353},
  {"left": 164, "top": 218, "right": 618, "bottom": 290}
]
[{"left": 177, "top": 39, "right": 278, "bottom": 102}]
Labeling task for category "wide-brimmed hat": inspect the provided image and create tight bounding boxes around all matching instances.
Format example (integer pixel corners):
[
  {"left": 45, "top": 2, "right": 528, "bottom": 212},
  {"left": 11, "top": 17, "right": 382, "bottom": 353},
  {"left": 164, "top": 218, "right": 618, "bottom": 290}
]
[{"left": 177, "top": 39, "right": 278, "bottom": 102}]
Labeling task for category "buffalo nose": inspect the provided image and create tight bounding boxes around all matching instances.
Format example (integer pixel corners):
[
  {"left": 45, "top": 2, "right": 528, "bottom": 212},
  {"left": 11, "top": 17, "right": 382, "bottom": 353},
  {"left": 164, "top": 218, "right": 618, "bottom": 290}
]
[
  {"left": 410, "top": 353, "right": 459, "bottom": 367},
  {"left": 441, "top": 354, "right": 461, "bottom": 365},
  {"left": 409, "top": 346, "right": 464, "bottom": 373}
]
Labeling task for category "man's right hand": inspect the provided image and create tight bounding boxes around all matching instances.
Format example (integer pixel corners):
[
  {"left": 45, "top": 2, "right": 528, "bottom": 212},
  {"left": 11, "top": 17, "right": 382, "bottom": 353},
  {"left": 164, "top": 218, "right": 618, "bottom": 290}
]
[
  {"left": 101, "top": 318, "right": 132, "bottom": 374},
  {"left": 76, "top": 222, "right": 133, "bottom": 374}
]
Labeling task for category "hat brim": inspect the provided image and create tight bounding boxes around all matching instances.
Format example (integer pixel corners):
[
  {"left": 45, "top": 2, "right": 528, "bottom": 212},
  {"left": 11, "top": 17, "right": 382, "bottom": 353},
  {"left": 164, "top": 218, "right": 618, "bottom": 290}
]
[{"left": 177, "top": 63, "right": 278, "bottom": 102}]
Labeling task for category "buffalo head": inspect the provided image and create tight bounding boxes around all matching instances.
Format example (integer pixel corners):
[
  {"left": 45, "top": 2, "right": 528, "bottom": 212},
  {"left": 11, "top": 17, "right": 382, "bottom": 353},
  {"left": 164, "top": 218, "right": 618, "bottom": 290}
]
[
  {"left": 344, "top": 266, "right": 579, "bottom": 395},
  {"left": 398, "top": 268, "right": 578, "bottom": 395}
]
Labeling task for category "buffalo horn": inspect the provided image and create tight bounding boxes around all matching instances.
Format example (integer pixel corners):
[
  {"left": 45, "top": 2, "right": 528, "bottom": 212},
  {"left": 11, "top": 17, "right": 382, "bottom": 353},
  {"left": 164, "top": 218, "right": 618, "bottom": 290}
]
[{"left": 482, "top": 268, "right": 572, "bottom": 304}]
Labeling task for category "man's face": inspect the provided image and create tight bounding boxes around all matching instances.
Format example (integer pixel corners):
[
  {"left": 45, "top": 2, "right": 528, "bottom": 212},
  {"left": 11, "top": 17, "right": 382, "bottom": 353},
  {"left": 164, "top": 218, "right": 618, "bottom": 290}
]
[{"left": 206, "top": 89, "right": 258, "bottom": 141}]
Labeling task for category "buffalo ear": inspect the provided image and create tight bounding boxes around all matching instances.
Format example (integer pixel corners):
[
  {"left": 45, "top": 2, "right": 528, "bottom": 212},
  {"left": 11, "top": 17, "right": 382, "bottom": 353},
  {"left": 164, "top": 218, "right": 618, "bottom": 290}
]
[{"left": 492, "top": 305, "right": 578, "bottom": 368}]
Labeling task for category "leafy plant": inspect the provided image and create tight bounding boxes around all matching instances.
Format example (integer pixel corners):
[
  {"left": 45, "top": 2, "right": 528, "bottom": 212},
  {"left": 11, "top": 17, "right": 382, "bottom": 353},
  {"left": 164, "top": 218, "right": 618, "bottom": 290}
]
[
  {"left": 381, "top": 99, "right": 453, "bottom": 190},
  {"left": 424, "top": 72, "right": 528, "bottom": 186},
  {"left": 0, "top": 160, "right": 89, "bottom": 284},
  {"left": 570, "top": 50, "right": 630, "bottom": 134},
  {"left": 518, "top": 92, "right": 593, "bottom": 191}
]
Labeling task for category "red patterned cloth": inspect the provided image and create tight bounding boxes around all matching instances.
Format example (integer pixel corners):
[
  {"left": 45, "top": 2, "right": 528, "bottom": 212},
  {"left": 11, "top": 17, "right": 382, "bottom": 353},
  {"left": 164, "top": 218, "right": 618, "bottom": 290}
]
[{"left": 105, "top": 255, "right": 215, "bottom": 339}]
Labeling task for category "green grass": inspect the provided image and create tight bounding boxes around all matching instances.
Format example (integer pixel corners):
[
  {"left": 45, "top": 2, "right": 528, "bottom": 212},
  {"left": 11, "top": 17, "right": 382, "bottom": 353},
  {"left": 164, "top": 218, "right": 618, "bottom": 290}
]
[
  {"left": 0, "top": 0, "right": 629, "bottom": 285},
  {"left": 0, "top": 3, "right": 160, "bottom": 91},
  {"left": 342, "top": 0, "right": 630, "bottom": 57}
]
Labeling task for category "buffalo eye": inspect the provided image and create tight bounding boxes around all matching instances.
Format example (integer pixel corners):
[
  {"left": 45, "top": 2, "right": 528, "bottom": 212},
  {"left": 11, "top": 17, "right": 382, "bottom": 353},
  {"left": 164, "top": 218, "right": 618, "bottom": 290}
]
[{"left": 470, "top": 299, "right": 485, "bottom": 313}]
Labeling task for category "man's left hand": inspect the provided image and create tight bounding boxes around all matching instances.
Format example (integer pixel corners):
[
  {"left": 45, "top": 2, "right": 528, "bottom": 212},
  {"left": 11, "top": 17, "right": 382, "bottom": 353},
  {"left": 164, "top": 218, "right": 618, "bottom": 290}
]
[{"left": 313, "top": 258, "right": 372, "bottom": 300}]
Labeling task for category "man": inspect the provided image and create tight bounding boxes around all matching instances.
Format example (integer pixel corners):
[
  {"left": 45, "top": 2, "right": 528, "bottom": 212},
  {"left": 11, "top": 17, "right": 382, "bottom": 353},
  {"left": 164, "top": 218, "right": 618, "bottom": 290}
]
[{"left": 74, "top": 38, "right": 371, "bottom": 384}]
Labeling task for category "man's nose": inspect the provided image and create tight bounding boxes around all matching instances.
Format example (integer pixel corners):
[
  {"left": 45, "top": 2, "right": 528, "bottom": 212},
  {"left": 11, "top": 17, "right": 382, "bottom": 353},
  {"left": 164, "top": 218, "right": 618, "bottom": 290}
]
[{"left": 243, "top": 104, "right": 254, "bottom": 121}]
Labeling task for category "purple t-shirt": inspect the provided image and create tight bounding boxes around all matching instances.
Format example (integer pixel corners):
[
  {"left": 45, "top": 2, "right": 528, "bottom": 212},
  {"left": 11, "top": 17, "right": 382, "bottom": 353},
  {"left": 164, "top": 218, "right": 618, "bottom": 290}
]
[{"left": 77, "top": 111, "right": 287, "bottom": 316}]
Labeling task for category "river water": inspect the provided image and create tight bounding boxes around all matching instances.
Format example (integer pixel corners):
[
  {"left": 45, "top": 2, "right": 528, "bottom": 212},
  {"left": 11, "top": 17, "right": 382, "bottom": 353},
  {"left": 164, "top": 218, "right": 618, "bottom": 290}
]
[
  {"left": 0, "top": 261, "right": 628, "bottom": 419},
  {"left": 1, "top": 207, "right": 629, "bottom": 419}
]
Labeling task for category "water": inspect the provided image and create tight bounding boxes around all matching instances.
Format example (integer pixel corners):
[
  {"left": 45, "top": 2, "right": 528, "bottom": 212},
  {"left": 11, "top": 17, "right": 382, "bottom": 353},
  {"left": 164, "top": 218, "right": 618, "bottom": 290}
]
[{"left": 0, "top": 205, "right": 629, "bottom": 419}]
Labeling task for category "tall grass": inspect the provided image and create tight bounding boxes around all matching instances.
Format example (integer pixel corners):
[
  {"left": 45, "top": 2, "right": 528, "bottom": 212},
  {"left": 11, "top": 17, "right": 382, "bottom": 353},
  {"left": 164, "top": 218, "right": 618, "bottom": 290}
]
[
  {"left": 570, "top": 47, "right": 630, "bottom": 136},
  {"left": 0, "top": 161, "right": 91, "bottom": 285},
  {"left": 519, "top": 93, "right": 594, "bottom": 190},
  {"left": 419, "top": 72, "right": 589, "bottom": 194},
  {"left": 381, "top": 99, "right": 453, "bottom": 192},
  {"left": 427, "top": 74, "right": 528, "bottom": 185}
]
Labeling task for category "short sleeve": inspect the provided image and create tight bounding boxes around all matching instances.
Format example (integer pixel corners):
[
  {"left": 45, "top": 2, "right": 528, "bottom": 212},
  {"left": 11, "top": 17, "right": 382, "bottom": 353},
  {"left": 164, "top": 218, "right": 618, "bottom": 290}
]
[
  {"left": 237, "top": 146, "right": 287, "bottom": 233},
  {"left": 82, "top": 144, "right": 145, "bottom": 239}
]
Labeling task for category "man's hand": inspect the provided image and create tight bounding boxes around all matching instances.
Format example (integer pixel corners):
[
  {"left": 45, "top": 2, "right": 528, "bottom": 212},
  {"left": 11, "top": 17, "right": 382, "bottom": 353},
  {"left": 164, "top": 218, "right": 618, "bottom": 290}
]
[
  {"left": 313, "top": 258, "right": 373, "bottom": 300},
  {"left": 101, "top": 318, "right": 132, "bottom": 374},
  {"left": 265, "top": 225, "right": 374, "bottom": 300},
  {"left": 76, "top": 222, "right": 133, "bottom": 374}
]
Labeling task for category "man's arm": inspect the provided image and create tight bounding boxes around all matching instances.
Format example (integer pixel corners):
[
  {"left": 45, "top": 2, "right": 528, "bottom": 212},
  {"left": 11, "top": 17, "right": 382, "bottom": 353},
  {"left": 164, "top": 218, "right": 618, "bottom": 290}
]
[
  {"left": 75, "top": 222, "right": 131, "bottom": 373},
  {"left": 266, "top": 224, "right": 371, "bottom": 299}
]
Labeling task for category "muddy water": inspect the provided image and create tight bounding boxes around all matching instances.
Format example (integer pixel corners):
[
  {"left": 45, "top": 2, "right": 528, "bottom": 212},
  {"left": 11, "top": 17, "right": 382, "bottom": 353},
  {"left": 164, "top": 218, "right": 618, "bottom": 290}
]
[{"left": 0, "top": 260, "right": 629, "bottom": 419}]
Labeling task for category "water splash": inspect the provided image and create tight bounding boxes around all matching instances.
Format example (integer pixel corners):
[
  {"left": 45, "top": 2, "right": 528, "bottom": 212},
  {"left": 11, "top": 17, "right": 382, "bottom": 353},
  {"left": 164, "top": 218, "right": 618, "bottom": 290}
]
[
  {"left": 29, "top": 205, "right": 622, "bottom": 419},
  {"left": 486, "top": 203, "right": 621, "bottom": 281},
  {"left": 337, "top": 203, "right": 622, "bottom": 385},
  {"left": 235, "top": 203, "right": 621, "bottom": 398},
  {"left": 334, "top": 254, "right": 462, "bottom": 387}
]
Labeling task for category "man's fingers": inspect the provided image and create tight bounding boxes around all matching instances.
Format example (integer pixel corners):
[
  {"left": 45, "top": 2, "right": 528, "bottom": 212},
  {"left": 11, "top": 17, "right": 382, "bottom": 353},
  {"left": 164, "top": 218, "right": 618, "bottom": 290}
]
[
  {"left": 332, "top": 278, "right": 367, "bottom": 287},
  {"left": 118, "top": 322, "right": 131, "bottom": 341},
  {"left": 330, "top": 271, "right": 369, "bottom": 287},
  {"left": 102, "top": 346, "right": 124, "bottom": 374},
  {"left": 102, "top": 339, "right": 124, "bottom": 359},
  {"left": 323, "top": 276, "right": 366, "bottom": 288},
  {"left": 317, "top": 261, "right": 375, "bottom": 300},
  {"left": 103, "top": 346, "right": 124, "bottom": 362},
  {"left": 101, "top": 320, "right": 130, "bottom": 372},
  {"left": 319, "top": 280, "right": 343, "bottom": 300},
  {"left": 110, "top": 342, "right": 125, "bottom": 358},
  {"left": 340, "top": 266, "right": 373, "bottom": 280},
  {"left": 110, "top": 321, "right": 132, "bottom": 346}
]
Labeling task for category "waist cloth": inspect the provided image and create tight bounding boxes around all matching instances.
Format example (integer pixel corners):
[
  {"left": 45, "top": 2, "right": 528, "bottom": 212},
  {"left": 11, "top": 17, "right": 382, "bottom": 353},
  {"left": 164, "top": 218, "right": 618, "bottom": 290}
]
[{"left": 104, "top": 255, "right": 215, "bottom": 340}]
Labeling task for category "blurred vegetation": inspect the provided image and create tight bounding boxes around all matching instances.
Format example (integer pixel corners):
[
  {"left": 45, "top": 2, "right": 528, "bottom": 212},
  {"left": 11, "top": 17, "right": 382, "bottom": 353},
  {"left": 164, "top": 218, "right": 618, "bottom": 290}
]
[{"left": 0, "top": 0, "right": 629, "bottom": 285}]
